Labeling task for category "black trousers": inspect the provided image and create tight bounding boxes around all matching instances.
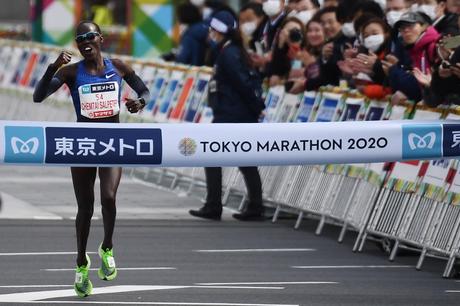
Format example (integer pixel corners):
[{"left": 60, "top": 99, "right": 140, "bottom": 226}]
[{"left": 204, "top": 166, "right": 263, "bottom": 211}]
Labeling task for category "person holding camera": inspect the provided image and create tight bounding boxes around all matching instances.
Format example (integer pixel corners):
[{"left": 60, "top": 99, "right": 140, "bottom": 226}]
[
  {"left": 267, "top": 17, "right": 306, "bottom": 88},
  {"left": 189, "top": 11, "right": 265, "bottom": 222},
  {"left": 418, "top": 43, "right": 460, "bottom": 106}
]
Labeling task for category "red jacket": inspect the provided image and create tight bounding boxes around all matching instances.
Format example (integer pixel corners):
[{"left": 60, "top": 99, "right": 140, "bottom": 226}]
[{"left": 408, "top": 26, "right": 440, "bottom": 74}]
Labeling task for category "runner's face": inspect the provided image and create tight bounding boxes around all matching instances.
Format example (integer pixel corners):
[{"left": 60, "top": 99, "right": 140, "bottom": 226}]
[{"left": 76, "top": 23, "right": 103, "bottom": 60}]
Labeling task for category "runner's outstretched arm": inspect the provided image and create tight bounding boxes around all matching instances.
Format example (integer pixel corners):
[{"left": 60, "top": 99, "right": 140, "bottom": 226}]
[{"left": 33, "top": 51, "right": 72, "bottom": 102}]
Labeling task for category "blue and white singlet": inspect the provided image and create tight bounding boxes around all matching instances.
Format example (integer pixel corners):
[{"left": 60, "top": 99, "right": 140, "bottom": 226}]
[{"left": 70, "top": 58, "right": 122, "bottom": 122}]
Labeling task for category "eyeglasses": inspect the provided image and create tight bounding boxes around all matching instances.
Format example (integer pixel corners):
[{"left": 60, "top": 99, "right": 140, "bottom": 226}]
[{"left": 75, "top": 31, "right": 100, "bottom": 43}]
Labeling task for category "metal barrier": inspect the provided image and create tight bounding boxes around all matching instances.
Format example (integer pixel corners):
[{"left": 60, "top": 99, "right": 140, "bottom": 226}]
[{"left": 2, "top": 38, "right": 460, "bottom": 278}]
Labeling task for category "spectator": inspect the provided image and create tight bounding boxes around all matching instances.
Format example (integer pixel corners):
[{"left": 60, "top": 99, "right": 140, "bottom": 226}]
[
  {"left": 323, "top": 0, "right": 340, "bottom": 7},
  {"left": 287, "top": 0, "right": 320, "bottom": 25},
  {"left": 423, "top": 45, "right": 460, "bottom": 106},
  {"left": 189, "top": 11, "right": 265, "bottom": 222},
  {"left": 175, "top": 3, "right": 208, "bottom": 66},
  {"left": 250, "top": 0, "right": 287, "bottom": 70},
  {"left": 305, "top": 6, "right": 347, "bottom": 89},
  {"left": 352, "top": 17, "right": 394, "bottom": 99},
  {"left": 395, "top": 11, "right": 440, "bottom": 74},
  {"left": 267, "top": 17, "right": 306, "bottom": 86},
  {"left": 386, "top": 0, "right": 411, "bottom": 27},
  {"left": 431, "top": 0, "right": 460, "bottom": 35},
  {"left": 239, "top": 2, "right": 267, "bottom": 54},
  {"left": 446, "top": 0, "right": 460, "bottom": 13},
  {"left": 290, "top": 16, "right": 325, "bottom": 93}
]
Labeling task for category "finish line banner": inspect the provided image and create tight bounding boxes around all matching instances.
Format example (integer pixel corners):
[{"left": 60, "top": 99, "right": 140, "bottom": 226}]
[{"left": 0, "top": 120, "right": 459, "bottom": 167}]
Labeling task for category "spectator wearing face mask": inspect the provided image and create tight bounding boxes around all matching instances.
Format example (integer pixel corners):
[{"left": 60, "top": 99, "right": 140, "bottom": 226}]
[
  {"left": 287, "top": 0, "right": 320, "bottom": 25},
  {"left": 250, "top": 0, "right": 287, "bottom": 69},
  {"left": 386, "top": 0, "right": 411, "bottom": 28},
  {"left": 189, "top": 11, "right": 265, "bottom": 222},
  {"left": 267, "top": 17, "right": 307, "bottom": 86},
  {"left": 352, "top": 17, "right": 394, "bottom": 99},
  {"left": 239, "top": 2, "right": 267, "bottom": 54}
]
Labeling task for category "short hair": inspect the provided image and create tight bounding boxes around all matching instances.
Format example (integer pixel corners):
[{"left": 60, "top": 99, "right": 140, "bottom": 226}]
[
  {"left": 316, "top": 6, "right": 338, "bottom": 20},
  {"left": 177, "top": 3, "right": 202, "bottom": 25},
  {"left": 240, "top": 2, "right": 265, "bottom": 18},
  {"left": 76, "top": 20, "right": 101, "bottom": 34},
  {"left": 359, "top": 16, "right": 390, "bottom": 36}
]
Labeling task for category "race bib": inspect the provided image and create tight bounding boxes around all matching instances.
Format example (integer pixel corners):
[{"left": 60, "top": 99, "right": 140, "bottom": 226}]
[{"left": 78, "top": 82, "right": 120, "bottom": 119}]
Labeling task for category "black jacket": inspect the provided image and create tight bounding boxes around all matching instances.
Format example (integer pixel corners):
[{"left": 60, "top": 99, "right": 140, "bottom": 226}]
[
  {"left": 209, "top": 42, "right": 263, "bottom": 123},
  {"left": 306, "top": 33, "right": 351, "bottom": 90},
  {"left": 434, "top": 13, "right": 459, "bottom": 36}
]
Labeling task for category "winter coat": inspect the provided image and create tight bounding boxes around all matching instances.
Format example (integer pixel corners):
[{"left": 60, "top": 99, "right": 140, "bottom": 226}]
[
  {"left": 209, "top": 42, "right": 263, "bottom": 123},
  {"left": 434, "top": 13, "right": 459, "bottom": 36},
  {"left": 407, "top": 26, "right": 440, "bottom": 74},
  {"left": 176, "top": 22, "right": 208, "bottom": 66}
]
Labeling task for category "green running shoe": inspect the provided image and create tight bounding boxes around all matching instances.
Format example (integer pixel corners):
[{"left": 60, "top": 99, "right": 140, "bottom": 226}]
[
  {"left": 74, "top": 254, "right": 93, "bottom": 297},
  {"left": 98, "top": 244, "right": 117, "bottom": 281}
]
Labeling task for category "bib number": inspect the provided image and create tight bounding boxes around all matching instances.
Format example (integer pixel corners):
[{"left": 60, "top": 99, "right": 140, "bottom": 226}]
[{"left": 78, "top": 82, "right": 120, "bottom": 119}]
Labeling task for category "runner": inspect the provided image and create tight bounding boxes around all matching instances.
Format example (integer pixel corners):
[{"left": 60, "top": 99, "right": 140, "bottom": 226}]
[{"left": 33, "top": 21, "right": 150, "bottom": 297}]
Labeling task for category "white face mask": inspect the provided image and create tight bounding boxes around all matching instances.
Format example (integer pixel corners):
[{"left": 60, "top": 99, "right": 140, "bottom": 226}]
[
  {"left": 241, "top": 21, "right": 258, "bottom": 37},
  {"left": 418, "top": 4, "right": 437, "bottom": 21},
  {"left": 295, "top": 10, "right": 314, "bottom": 25},
  {"left": 263, "top": 0, "right": 282, "bottom": 17},
  {"left": 190, "top": 0, "right": 205, "bottom": 7},
  {"left": 342, "top": 22, "right": 356, "bottom": 38},
  {"left": 386, "top": 10, "right": 405, "bottom": 27},
  {"left": 364, "top": 34, "right": 385, "bottom": 52}
]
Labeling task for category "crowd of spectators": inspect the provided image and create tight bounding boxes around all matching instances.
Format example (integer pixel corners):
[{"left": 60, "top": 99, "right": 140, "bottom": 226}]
[{"left": 169, "top": 0, "right": 460, "bottom": 109}]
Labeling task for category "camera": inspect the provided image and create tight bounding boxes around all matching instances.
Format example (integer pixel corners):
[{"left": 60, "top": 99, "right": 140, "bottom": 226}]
[{"left": 289, "top": 28, "right": 303, "bottom": 43}]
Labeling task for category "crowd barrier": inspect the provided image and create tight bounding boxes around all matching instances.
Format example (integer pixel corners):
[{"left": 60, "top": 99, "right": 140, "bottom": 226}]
[{"left": 1, "top": 38, "right": 460, "bottom": 277}]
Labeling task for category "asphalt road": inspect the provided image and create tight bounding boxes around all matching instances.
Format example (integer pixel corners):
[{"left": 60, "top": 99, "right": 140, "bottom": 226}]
[{"left": 0, "top": 166, "right": 460, "bottom": 305}]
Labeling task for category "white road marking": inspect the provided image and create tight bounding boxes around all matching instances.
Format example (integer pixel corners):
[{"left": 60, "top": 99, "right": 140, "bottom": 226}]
[
  {"left": 0, "top": 251, "right": 96, "bottom": 256},
  {"left": 195, "top": 248, "right": 315, "bottom": 253},
  {"left": 33, "top": 216, "right": 64, "bottom": 220},
  {"left": 0, "top": 285, "right": 73, "bottom": 288},
  {"left": 446, "top": 290, "right": 460, "bottom": 293},
  {"left": 0, "top": 177, "right": 141, "bottom": 184},
  {"left": 291, "top": 265, "right": 413, "bottom": 269},
  {"left": 195, "top": 281, "right": 338, "bottom": 285},
  {"left": 192, "top": 286, "right": 284, "bottom": 290},
  {"left": 0, "top": 285, "right": 187, "bottom": 303},
  {"left": 17, "top": 302, "right": 299, "bottom": 306},
  {"left": 43, "top": 267, "right": 177, "bottom": 271},
  {"left": 0, "top": 285, "right": 294, "bottom": 305}
]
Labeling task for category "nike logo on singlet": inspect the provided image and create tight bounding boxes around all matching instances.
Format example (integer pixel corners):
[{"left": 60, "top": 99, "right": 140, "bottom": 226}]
[{"left": 105, "top": 73, "right": 115, "bottom": 79}]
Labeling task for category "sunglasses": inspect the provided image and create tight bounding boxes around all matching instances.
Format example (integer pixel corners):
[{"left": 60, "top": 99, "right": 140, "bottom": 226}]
[{"left": 75, "top": 31, "right": 100, "bottom": 43}]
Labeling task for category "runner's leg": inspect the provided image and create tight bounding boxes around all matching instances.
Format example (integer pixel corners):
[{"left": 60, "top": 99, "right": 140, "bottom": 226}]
[
  {"left": 98, "top": 167, "right": 122, "bottom": 250},
  {"left": 71, "top": 167, "right": 97, "bottom": 267}
]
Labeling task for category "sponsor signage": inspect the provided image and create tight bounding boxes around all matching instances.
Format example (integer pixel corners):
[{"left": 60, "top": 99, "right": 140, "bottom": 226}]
[{"left": 1, "top": 120, "right": 459, "bottom": 167}]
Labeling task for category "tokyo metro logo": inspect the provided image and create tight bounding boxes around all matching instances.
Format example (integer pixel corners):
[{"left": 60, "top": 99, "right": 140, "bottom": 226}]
[
  {"left": 4, "top": 126, "right": 45, "bottom": 163},
  {"left": 407, "top": 132, "right": 436, "bottom": 150},
  {"left": 402, "top": 124, "right": 442, "bottom": 160}
]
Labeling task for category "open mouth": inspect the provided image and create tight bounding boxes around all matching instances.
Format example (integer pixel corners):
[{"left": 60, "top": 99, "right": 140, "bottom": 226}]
[{"left": 82, "top": 46, "right": 93, "bottom": 54}]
